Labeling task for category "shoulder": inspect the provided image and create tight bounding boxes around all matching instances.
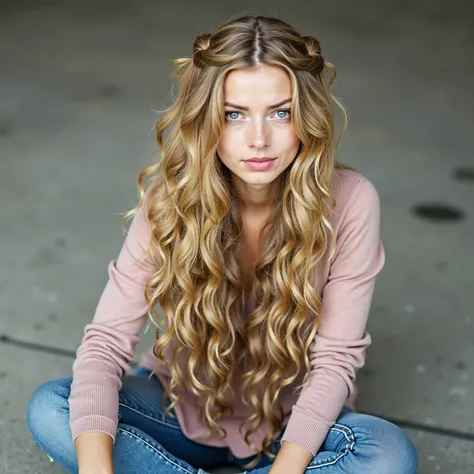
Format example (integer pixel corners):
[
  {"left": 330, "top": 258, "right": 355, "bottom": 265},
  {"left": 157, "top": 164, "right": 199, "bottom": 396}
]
[{"left": 329, "top": 168, "right": 381, "bottom": 232}]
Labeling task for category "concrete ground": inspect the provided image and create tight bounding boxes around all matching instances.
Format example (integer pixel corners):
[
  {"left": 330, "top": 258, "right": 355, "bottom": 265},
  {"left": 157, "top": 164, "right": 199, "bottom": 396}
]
[{"left": 1, "top": 0, "right": 473, "bottom": 472}]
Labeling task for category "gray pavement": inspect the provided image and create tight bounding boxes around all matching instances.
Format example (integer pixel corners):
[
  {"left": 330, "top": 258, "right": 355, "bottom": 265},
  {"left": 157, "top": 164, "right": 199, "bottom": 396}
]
[{"left": 1, "top": 0, "right": 473, "bottom": 472}]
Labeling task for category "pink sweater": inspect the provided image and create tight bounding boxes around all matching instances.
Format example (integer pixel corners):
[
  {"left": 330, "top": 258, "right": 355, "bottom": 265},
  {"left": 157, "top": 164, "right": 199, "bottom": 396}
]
[{"left": 68, "top": 168, "right": 385, "bottom": 458}]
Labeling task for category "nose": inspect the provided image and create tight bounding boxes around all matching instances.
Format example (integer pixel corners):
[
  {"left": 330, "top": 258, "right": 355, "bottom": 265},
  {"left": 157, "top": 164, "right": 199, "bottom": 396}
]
[{"left": 247, "top": 118, "right": 270, "bottom": 150}]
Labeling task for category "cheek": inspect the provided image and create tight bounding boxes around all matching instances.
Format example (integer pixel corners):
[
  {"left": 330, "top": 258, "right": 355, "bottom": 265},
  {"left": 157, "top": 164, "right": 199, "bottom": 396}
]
[
  {"left": 281, "top": 128, "right": 300, "bottom": 152},
  {"left": 217, "top": 129, "right": 233, "bottom": 156}
]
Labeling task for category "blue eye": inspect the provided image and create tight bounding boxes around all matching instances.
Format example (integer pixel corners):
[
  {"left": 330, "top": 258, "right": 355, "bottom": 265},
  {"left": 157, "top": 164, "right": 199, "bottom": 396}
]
[
  {"left": 274, "top": 109, "right": 291, "bottom": 119},
  {"left": 225, "top": 111, "right": 242, "bottom": 121}
]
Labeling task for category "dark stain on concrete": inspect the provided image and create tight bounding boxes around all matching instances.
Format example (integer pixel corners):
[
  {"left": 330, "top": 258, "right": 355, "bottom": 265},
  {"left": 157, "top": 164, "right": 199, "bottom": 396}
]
[
  {"left": 53, "top": 237, "right": 68, "bottom": 248},
  {"left": 30, "top": 247, "right": 60, "bottom": 269},
  {"left": 453, "top": 167, "right": 474, "bottom": 182},
  {"left": 74, "top": 83, "right": 122, "bottom": 102},
  {"left": 360, "top": 368, "right": 375, "bottom": 378},
  {"left": 33, "top": 323, "right": 44, "bottom": 331},
  {"left": 0, "top": 124, "right": 12, "bottom": 138},
  {"left": 412, "top": 203, "right": 466, "bottom": 222},
  {"left": 97, "top": 84, "right": 121, "bottom": 98}
]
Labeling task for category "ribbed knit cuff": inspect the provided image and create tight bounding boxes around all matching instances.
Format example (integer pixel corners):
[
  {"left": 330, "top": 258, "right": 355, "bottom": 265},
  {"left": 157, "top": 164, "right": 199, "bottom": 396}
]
[
  {"left": 280, "top": 409, "right": 331, "bottom": 456},
  {"left": 70, "top": 415, "right": 117, "bottom": 444}
]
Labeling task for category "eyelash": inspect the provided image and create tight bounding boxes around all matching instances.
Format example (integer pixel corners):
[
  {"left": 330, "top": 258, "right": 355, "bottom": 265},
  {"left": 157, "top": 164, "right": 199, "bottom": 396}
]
[{"left": 224, "top": 109, "right": 291, "bottom": 122}]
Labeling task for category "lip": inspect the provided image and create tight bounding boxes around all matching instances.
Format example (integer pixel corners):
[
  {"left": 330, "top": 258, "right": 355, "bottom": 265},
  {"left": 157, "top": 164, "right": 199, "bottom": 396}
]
[
  {"left": 243, "top": 158, "right": 276, "bottom": 171},
  {"left": 243, "top": 157, "right": 276, "bottom": 162}
]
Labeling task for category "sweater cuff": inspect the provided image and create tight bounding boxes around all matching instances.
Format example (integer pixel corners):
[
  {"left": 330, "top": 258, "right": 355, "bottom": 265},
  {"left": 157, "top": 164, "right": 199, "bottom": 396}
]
[
  {"left": 280, "top": 409, "right": 332, "bottom": 456},
  {"left": 70, "top": 415, "right": 117, "bottom": 444}
]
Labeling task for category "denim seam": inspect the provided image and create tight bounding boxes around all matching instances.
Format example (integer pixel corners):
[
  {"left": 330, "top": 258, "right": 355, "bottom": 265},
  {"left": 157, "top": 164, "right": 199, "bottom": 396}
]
[
  {"left": 332, "top": 423, "right": 356, "bottom": 446},
  {"left": 118, "top": 427, "right": 198, "bottom": 474},
  {"left": 118, "top": 383, "right": 179, "bottom": 421},
  {"left": 306, "top": 423, "right": 356, "bottom": 470},
  {"left": 118, "top": 402, "right": 182, "bottom": 430},
  {"left": 307, "top": 451, "right": 347, "bottom": 470},
  {"left": 123, "top": 372, "right": 180, "bottom": 425}
]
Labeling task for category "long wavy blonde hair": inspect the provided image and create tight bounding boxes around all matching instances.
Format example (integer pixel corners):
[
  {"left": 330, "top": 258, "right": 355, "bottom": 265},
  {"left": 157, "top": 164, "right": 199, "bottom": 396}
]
[{"left": 122, "top": 14, "right": 353, "bottom": 469}]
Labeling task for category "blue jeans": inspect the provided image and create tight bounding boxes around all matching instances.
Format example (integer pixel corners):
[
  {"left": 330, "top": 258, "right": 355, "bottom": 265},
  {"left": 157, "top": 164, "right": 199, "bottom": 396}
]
[{"left": 26, "top": 367, "right": 418, "bottom": 474}]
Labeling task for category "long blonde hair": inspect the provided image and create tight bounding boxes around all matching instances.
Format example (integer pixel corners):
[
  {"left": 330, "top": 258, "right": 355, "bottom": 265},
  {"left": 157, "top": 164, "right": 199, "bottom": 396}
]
[{"left": 122, "top": 14, "right": 353, "bottom": 469}]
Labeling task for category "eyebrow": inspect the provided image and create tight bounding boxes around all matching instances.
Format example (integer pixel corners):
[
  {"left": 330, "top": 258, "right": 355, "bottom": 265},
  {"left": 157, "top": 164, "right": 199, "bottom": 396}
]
[{"left": 223, "top": 98, "right": 292, "bottom": 111}]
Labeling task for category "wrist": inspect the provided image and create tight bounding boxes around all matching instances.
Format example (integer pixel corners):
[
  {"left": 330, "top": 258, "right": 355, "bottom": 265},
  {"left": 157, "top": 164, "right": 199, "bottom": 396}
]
[{"left": 269, "top": 440, "right": 313, "bottom": 474}]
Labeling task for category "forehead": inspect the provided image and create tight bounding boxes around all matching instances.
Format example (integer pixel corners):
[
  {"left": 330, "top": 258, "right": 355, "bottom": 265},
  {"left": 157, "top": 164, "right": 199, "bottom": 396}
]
[{"left": 223, "top": 64, "right": 292, "bottom": 107}]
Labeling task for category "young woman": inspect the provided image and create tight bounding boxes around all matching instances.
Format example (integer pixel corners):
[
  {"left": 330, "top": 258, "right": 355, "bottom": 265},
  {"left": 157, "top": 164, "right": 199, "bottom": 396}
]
[{"left": 26, "top": 14, "right": 418, "bottom": 474}]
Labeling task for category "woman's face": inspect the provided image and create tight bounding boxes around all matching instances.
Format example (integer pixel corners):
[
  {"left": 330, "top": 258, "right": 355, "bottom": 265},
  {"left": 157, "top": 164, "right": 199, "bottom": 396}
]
[{"left": 216, "top": 64, "right": 300, "bottom": 208}]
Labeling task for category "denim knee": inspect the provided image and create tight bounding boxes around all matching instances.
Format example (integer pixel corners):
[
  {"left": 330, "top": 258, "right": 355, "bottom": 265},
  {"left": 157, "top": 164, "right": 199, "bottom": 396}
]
[
  {"left": 382, "top": 421, "right": 418, "bottom": 474},
  {"left": 358, "top": 416, "right": 419, "bottom": 474},
  {"left": 26, "top": 377, "right": 73, "bottom": 454}
]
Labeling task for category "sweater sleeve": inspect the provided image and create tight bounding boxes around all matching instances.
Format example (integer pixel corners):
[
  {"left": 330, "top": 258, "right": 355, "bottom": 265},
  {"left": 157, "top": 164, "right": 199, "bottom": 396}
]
[
  {"left": 280, "top": 177, "right": 386, "bottom": 456},
  {"left": 68, "top": 192, "right": 157, "bottom": 443}
]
